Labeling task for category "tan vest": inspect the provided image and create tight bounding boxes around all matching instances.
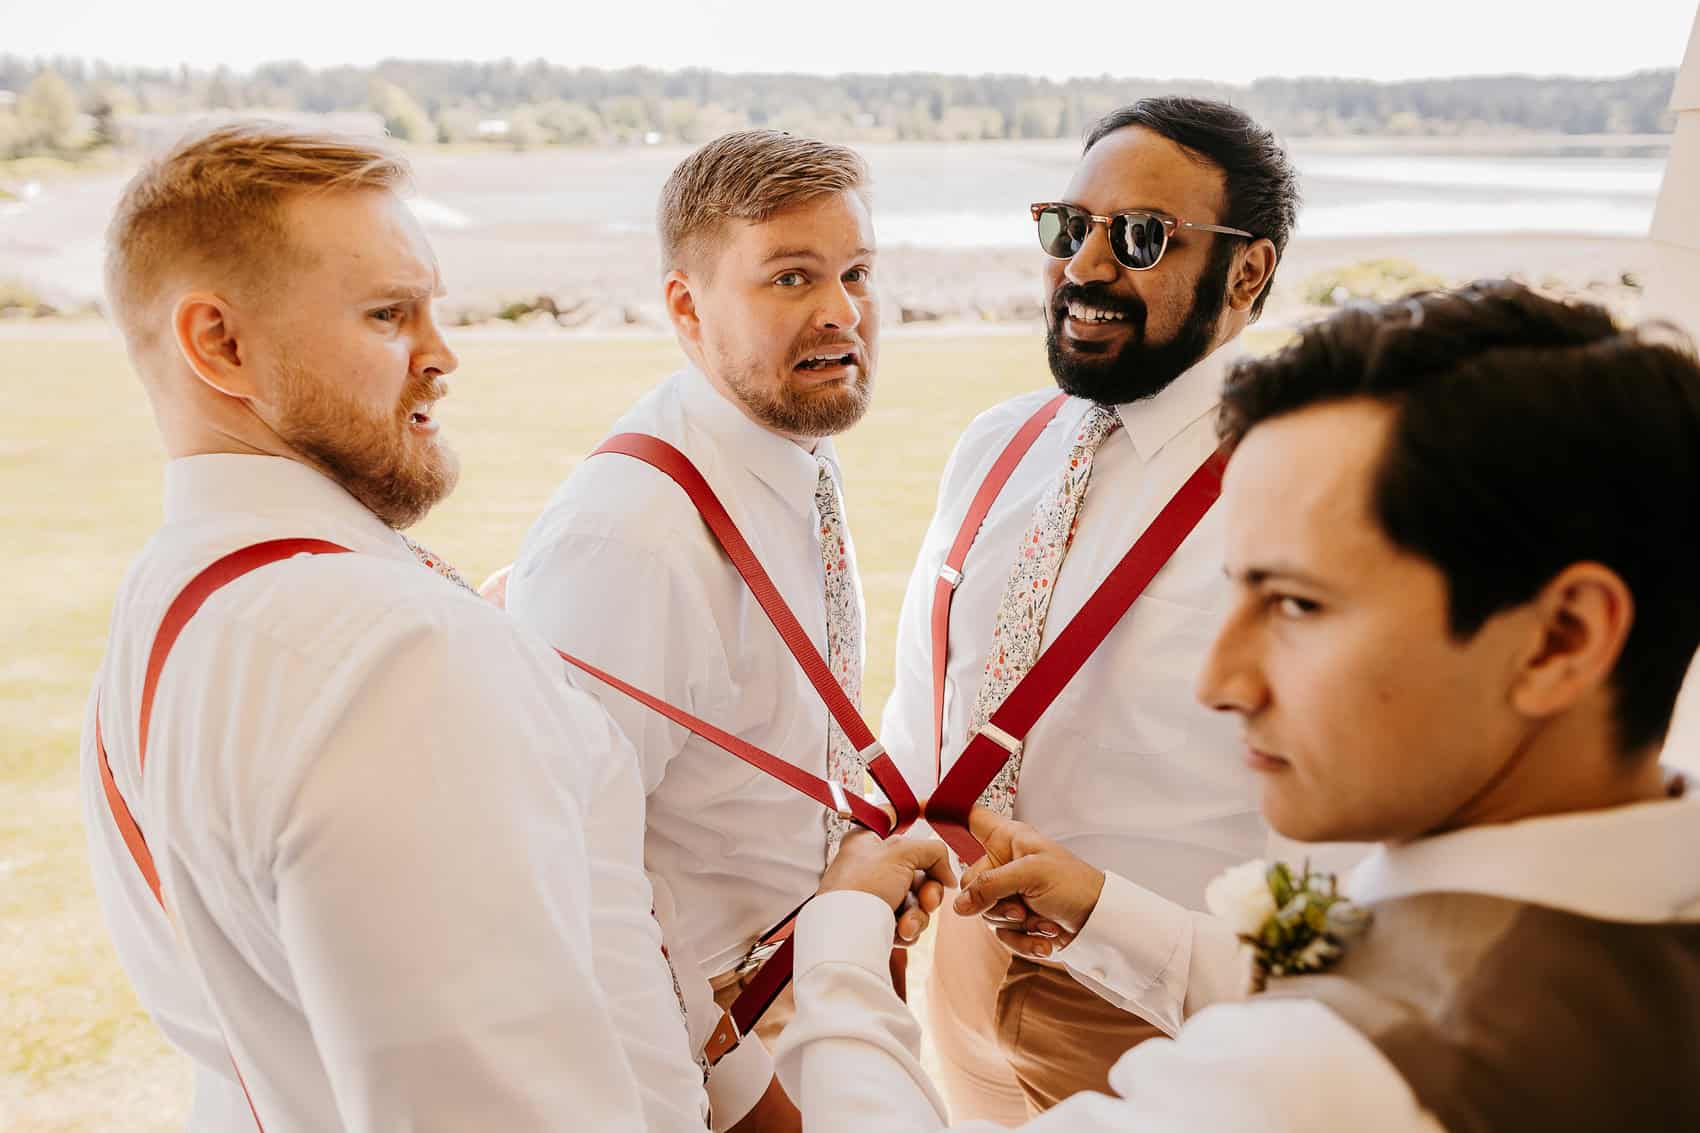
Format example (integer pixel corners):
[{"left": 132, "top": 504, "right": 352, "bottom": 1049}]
[{"left": 1261, "top": 892, "right": 1700, "bottom": 1132}]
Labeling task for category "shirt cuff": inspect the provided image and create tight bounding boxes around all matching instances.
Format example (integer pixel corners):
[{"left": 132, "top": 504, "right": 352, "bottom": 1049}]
[
  {"left": 706, "top": 1028, "right": 775, "bottom": 1133},
  {"left": 1056, "top": 870, "right": 1189, "bottom": 1034},
  {"left": 795, "top": 891, "right": 895, "bottom": 981}
]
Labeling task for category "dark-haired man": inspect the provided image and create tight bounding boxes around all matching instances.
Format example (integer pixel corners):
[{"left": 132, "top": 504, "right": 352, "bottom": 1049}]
[
  {"left": 792, "top": 280, "right": 1700, "bottom": 1131},
  {"left": 880, "top": 96, "right": 1295, "bottom": 1117}
]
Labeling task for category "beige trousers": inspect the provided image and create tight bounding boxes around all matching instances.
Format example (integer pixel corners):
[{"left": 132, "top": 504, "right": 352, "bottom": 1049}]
[{"left": 929, "top": 904, "right": 1164, "bottom": 1122}]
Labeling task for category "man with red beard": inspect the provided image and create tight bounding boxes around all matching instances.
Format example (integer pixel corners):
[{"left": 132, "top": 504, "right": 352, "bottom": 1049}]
[
  {"left": 82, "top": 124, "right": 710, "bottom": 1130},
  {"left": 879, "top": 97, "right": 1297, "bottom": 1120},
  {"left": 505, "top": 130, "right": 885, "bottom": 1133}
]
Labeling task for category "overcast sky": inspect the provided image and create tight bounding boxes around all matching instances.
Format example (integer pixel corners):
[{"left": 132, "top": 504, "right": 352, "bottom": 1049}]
[{"left": 3, "top": 0, "right": 1695, "bottom": 83}]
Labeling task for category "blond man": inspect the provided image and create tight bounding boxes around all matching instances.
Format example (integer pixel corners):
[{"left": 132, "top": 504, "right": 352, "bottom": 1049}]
[
  {"left": 83, "top": 124, "right": 706, "bottom": 1130},
  {"left": 505, "top": 130, "right": 888, "bottom": 1132}
]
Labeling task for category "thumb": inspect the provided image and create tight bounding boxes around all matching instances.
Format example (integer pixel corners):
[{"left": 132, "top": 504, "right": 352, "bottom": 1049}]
[
  {"left": 893, "top": 838, "right": 957, "bottom": 892},
  {"left": 955, "top": 857, "right": 1046, "bottom": 916},
  {"left": 967, "top": 805, "right": 1018, "bottom": 866}
]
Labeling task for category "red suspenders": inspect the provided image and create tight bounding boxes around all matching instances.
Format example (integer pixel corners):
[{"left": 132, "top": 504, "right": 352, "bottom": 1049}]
[
  {"left": 97, "top": 537, "right": 352, "bottom": 1133},
  {"left": 569, "top": 433, "right": 923, "bottom": 1064},
  {"left": 99, "top": 402, "right": 1223, "bottom": 1100},
  {"left": 917, "top": 399, "right": 1228, "bottom": 864}
]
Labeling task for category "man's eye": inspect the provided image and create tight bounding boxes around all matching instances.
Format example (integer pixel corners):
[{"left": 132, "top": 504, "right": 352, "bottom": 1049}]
[
  {"left": 371, "top": 306, "right": 403, "bottom": 323},
  {"left": 774, "top": 271, "right": 806, "bottom": 287},
  {"left": 1274, "top": 595, "right": 1320, "bottom": 619},
  {"left": 844, "top": 266, "right": 871, "bottom": 284}
]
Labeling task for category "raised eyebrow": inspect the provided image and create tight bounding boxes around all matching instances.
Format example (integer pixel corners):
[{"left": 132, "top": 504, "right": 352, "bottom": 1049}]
[
  {"left": 1232, "top": 564, "right": 1336, "bottom": 591},
  {"left": 369, "top": 284, "right": 439, "bottom": 304},
  {"left": 762, "top": 247, "right": 877, "bottom": 267}
]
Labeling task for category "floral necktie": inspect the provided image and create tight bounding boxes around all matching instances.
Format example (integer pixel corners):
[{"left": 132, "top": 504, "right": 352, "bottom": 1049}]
[
  {"left": 966, "top": 403, "right": 1121, "bottom": 817},
  {"left": 816, "top": 457, "right": 864, "bottom": 856},
  {"left": 399, "top": 533, "right": 477, "bottom": 595}
]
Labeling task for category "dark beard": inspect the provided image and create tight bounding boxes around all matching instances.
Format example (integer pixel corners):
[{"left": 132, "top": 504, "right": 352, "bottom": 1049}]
[{"left": 1045, "top": 236, "right": 1236, "bottom": 406}]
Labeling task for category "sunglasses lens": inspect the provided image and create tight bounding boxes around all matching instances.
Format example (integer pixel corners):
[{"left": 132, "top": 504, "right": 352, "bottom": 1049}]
[
  {"left": 1036, "top": 205, "right": 1087, "bottom": 259},
  {"left": 1111, "top": 213, "right": 1167, "bottom": 270}
]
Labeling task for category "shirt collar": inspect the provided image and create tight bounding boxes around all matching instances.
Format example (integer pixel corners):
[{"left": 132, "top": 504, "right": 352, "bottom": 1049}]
[
  {"left": 1112, "top": 336, "right": 1240, "bottom": 462},
  {"left": 677, "top": 365, "right": 837, "bottom": 519},
  {"left": 1346, "top": 780, "right": 1700, "bottom": 923},
  {"left": 162, "top": 453, "right": 412, "bottom": 558}
]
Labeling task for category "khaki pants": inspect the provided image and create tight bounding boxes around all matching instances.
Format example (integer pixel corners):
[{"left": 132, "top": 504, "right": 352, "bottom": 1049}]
[{"left": 929, "top": 903, "right": 1164, "bottom": 1121}]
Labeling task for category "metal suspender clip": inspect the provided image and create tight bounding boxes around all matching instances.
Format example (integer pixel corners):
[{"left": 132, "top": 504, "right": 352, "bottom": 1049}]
[
  {"left": 976, "top": 722, "right": 1023, "bottom": 756},
  {"left": 827, "top": 778, "right": 856, "bottom": 819},
  {"left": 938, "top": 563, "right": 964, "bottom": 589},
  {"left": 735, "top": 936, "right": 788, "bottom": 979}
]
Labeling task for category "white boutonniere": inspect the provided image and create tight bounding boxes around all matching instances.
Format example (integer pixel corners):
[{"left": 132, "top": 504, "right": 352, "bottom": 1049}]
[{"left": 1205, "top": 859, "right": 1371, "bottom": 990}]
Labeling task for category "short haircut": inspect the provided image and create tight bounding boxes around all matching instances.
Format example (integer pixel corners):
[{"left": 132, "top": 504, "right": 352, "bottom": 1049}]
[
  {"left": 1218, "top": 280, "right": 1700, "bottom": 755},
  {"left": 1086, "top": 97, "right": 1299, "bottom": 320},
  {"left": 105, "top": 121, "right": 411, "bottom": 344},
  {"left": 656, "top": 129, "right": 868, "bottom": 274}
]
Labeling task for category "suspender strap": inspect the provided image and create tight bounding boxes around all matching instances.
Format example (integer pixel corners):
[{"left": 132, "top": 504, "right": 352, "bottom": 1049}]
[
  {"left": 930, "top": 394, "right": 1069, "bottom": 783},
  {"left": 701, "top": 902, "right": 805, "bottom": 1065},
  {"left": 592, "top": 432, "right": 921, "bottom": 832},
  {"left": 97, "top": 537, "right": 352, "bottom": 1133},
  {"left": 557, "top": 648, "right": 897, "bottom": 838},
  {"left": 926, "top": 449, "right": 1228, "bottom": 864}
]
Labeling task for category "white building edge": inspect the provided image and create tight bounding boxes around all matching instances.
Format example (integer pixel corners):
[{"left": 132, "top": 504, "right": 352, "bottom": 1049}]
[{"left": 1647, "top": 3, "right": 1700, "bottom": 774}]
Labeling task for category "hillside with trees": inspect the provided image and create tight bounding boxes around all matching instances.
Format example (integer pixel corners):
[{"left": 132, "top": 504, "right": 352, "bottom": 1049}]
[{"left": 0, "top": 55, "right": 1678, "bottom": 158}]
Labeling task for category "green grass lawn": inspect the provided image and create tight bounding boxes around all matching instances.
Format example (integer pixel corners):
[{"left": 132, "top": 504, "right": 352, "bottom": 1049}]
[{"left": 0, "top": 325, "right": 1282, "bottom": 1127}]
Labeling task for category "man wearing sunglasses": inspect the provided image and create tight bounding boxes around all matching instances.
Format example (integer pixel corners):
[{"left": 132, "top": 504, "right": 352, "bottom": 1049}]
[{"left": 880, "top": 96, "right": 1297, "bottom": 1120}]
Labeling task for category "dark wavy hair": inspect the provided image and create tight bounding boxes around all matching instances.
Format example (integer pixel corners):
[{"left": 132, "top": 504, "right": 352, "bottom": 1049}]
[
  {"left": 1086, "top": 97, "right": 1299, "bottom": 320},
  {"left": 1218, "top": 280, "right": 1700, "bottom": 755}
]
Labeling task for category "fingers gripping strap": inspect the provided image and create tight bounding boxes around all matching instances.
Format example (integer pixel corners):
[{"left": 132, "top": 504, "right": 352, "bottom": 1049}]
[{"left": 926, "top": 450, "right": 1228, "bottom": 862}]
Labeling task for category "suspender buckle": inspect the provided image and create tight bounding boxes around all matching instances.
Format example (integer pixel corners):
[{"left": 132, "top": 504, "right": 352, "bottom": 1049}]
[
  {"left": 827, "top": 777, "right": 856, "bottom": 819},
  {"left": 736, "top": 936, "right": 787, "bottom": 979},
  {"left": 856, "top": 740, "right": 886, "bottom": 766},
  {"left": 976, "top": 722, "right": 1023, "bottom": 757},
  {"left": 938, "top": 563, "right": 964, "bottom": 589}
]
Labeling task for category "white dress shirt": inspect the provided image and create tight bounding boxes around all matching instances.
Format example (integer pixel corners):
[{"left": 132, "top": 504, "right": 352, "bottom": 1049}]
[
  {"left": 774, "top": 788, "right": 1700, "bottom": 1131},
  {"left": 882, "top": 342, "right": 1263, "bottom": 906},
  {"left": 82, "top": 454, "right": 706, "bottom": 1132},
  {"left": 507, "top": 366, "right": 864, "bottom": 1125}
]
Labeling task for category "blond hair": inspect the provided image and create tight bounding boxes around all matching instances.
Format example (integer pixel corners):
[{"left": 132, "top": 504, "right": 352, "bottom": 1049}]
[
  {"left": 105, "top": 121, "right": 411, "bottom": 343},
  {"left": 657, "top": 129, "right": 868, "bottom": 273}
]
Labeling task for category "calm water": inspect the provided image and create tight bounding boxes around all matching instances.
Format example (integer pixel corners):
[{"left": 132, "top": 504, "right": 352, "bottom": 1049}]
[
  {"left": 405, "top": 140, "right": 1667, "bottom": 245},
  {"left": 0, "top": 140, "right": 1670, "bottom": 300}
]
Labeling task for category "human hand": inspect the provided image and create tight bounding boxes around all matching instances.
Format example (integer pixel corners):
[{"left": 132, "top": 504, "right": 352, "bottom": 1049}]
[
  {"left": 954, "top": 807, "right": 1106, "bottom": 959},
  {"left": 479, "top": 563, "right": 513, "bottom": 608},
  {"left": 819, "top": 831, "right": 955, "bottom": 944}
]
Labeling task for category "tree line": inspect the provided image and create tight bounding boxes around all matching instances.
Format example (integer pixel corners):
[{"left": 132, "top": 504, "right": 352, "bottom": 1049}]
[{"left": 0, "top": 55, "right": 1678, "bottom": 158}]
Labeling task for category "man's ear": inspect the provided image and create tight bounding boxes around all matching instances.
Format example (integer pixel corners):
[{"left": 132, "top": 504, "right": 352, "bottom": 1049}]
[
  {"left": 171, "top": 292, "right": 254, "bottom": 400},
  {"left": 663, "top": 270, "right": 701, "bottom": 348},
  {"left": 1509, "top": 562, "right": 1635, "bottom": 723},
  {"left": 1227, "top": 238, "right": 1277, "bottom": 315}
]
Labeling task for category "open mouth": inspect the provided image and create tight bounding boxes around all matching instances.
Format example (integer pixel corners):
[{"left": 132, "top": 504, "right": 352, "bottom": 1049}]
[
  {"left": 794, "top": 349, "right": 859, "bottom": 373},
  {"left": 407, "top": 403, "right": 440, "bottom": 433},
  {"left": 1065, "top": 299, "right": 1132, "bottom": 325}
]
